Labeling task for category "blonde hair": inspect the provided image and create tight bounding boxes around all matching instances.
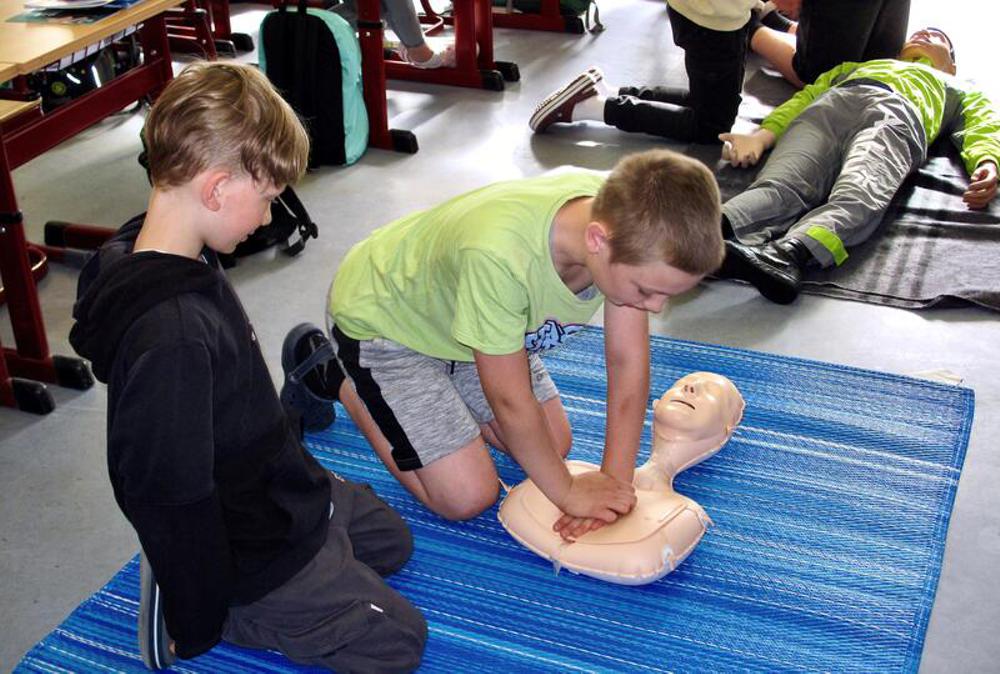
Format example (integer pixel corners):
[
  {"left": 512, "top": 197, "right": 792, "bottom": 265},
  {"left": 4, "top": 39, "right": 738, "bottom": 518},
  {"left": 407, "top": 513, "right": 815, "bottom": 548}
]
[
  {"left": 144, "top": 62, "right": 309, "bottom": 188},
  {"left": 593, "top": 149, "right": 724, "bottom": 274}
]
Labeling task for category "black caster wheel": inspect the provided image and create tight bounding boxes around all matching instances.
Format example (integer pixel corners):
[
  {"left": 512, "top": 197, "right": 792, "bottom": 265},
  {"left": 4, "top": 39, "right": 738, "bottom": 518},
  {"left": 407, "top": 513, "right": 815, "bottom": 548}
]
[
  {"left": 480, "top": 69, "right": 505, "bottom": 91},
  {"left": 12, "top": 378, "right": 55, "bottom": 415},
  {"left": 54, "top": 355, "right": 95, "bottom": 390},
  {"left": 390, "top": 129, "right": 419, "bottom": 154},
  {"left": 496, "top": 60, "right": 519, "bottom": 83},
  {"left": 565, "top": 16, "right": 585, "bottom": 34},
  {"left": 231, "top": 32, "right": 255, "bottom": 52},
  {"left": 44, "top": 221, "right": 70, "bottom": 247}
]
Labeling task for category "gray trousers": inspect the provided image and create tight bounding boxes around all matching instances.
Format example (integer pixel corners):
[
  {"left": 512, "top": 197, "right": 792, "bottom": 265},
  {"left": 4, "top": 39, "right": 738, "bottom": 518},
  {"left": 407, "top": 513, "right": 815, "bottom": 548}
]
[
  {"left": 331, "top": 0, "right": 426, "bottom": 48},
  {"left": 722, "top": 84, "right": 927, "bottom": 267},
  {"left": 223, "top": 472, "right": 427, "bottom": 673}
]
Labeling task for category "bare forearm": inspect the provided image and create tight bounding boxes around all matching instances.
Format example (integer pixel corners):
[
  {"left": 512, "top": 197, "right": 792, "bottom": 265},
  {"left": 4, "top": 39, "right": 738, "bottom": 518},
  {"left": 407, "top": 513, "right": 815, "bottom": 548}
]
[
  {"left": 601, "top": 371, "right": 647, "bottom": 482},
  {"left": 601, "top": 303, "right": 651, "bottom": 483},
  {"left": 492, "top": 399, "right": 572, "bottom": 505}
]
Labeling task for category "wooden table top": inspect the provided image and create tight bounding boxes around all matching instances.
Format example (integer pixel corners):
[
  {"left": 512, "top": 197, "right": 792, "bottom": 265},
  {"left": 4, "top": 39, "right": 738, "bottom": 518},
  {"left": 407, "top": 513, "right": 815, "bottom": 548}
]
[
  {"left": 0, "top": 60, "right": 18, "bottom": 83},
  {"left": 0, "top": 0, "right": 182, "bottom": 74},
  {"left": 0, "top": 95, "right": 40, "bottom": 123}
]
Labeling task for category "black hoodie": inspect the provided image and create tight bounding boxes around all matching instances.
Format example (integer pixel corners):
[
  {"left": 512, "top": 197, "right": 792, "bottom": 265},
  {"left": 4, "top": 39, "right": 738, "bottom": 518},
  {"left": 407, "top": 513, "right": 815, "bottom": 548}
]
[{"left": 70, "top": 216, "right": 331, "bottom": 659}]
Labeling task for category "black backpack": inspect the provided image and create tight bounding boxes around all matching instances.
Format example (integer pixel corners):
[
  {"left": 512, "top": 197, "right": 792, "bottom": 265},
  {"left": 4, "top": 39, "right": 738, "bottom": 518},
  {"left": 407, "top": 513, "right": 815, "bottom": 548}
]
[
  {"left": 261, "top": 1, "right": 355, "bottom": 167},
  {"left": 219, "top": 185, "right": 318, "bottom": 268}
]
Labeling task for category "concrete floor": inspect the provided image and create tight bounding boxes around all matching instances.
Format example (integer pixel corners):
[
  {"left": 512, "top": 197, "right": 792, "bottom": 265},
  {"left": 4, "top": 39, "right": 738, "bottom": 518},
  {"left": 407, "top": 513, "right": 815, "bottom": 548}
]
[{"left": 2, "top": 0, "right": 998, "bottom": 671}]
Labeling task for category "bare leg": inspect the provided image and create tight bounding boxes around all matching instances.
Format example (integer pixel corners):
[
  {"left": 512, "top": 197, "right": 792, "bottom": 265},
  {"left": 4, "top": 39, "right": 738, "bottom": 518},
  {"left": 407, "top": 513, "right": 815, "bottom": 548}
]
[
  {"left": 481, "top": 396, "right": 572, "bottom": 461},
  {"left": 339, "top": 379, "right": 499, "bottom": 520},
  {"left": 751, "top": 27, "right": 804, "bottom": 88}
]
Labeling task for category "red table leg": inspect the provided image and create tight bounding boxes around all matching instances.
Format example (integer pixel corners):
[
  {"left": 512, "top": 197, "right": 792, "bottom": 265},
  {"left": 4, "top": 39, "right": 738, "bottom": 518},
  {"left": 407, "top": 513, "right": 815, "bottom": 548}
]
[
  {"left": 357, "top": 0, "right": 418, "bottom": 153},
  {"left": 0, "top": 11, "right": 180, "bottom": 413}
]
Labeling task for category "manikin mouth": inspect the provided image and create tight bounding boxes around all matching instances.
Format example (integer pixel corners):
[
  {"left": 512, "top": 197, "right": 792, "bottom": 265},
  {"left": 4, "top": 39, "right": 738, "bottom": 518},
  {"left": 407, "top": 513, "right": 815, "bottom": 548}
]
[{"left": 668, "top": 399, "right": 696, "bottom": 410}]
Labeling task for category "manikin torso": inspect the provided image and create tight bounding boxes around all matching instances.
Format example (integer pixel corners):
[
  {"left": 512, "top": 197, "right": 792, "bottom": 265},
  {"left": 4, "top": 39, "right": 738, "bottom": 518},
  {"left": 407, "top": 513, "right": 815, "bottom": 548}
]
[{"left": 498, "top": 372, "right": 745, "bottom": 585}]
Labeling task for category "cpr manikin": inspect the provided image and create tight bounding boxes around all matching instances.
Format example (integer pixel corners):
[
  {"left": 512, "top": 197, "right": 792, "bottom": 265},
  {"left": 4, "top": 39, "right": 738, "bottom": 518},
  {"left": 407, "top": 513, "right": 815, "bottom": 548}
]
[{"left": 498, "top": 372, "right": 745, "bottom": 585}]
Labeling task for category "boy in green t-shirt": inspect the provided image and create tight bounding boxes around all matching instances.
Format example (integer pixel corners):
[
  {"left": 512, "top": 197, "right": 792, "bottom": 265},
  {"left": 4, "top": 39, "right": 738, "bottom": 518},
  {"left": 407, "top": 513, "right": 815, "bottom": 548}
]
[{"left": 289, "top": 149, "right": 724, "bottom": 541}]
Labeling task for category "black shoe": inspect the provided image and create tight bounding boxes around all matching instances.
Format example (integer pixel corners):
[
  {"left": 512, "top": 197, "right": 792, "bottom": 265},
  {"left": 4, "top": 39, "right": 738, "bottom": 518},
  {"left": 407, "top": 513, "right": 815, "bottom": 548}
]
[
  {"left": 717, "top": 240, "right": 805, "bottom": 304},
  {"left": 280, "top": 323, "right": 342, "bottom": 431},
  {"left": 139, "top": 552, "right": 175, "bottom": 670}
]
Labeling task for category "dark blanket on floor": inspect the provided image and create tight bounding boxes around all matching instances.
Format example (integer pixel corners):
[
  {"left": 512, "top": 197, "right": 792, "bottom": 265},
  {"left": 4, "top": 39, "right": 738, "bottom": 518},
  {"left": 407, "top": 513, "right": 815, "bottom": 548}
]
[{"left": 711, "top": 71, "right": 1000, "bottom": 313}]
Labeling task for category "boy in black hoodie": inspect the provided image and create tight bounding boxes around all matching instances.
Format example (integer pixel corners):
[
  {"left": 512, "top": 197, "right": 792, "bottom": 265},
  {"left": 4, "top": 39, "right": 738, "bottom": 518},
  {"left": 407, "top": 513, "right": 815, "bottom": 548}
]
[{"left": 69, "top": 62, "right": 426, "bottom": 672}]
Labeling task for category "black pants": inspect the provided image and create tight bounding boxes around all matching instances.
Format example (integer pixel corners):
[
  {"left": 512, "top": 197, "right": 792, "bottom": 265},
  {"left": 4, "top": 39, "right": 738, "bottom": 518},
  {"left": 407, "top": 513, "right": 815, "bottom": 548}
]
[
  {"left": 793, "top": 0, "right": 911, "bottom": 84},
  {"left": 604, "top": 6, "right": 749, "bottom": 143}
]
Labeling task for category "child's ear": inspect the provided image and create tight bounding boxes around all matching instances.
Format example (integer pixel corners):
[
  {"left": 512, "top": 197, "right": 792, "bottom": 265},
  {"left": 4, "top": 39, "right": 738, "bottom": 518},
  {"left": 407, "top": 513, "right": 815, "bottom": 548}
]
[
  {"left": 584, "top": 220, "right": 611, "bottom": 255},
  {"left": 200, "top": 171, "right": 231, "bottom": 212}
]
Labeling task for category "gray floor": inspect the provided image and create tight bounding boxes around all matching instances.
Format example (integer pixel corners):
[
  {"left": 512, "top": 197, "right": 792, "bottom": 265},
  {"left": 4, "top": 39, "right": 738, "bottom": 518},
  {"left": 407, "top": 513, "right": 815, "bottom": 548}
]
[{"left": 2, "top": 0, "right": 998, "bottom": 671}]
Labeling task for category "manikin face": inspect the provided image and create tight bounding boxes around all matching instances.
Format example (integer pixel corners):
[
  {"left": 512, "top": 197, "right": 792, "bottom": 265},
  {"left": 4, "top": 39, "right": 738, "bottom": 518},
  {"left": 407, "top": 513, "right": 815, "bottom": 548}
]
[
  {"left": 899, "top": 28, "right": 956, "bottom": 74},
  {"left": 654, "top": 372, "right": 742, "bottom": 442}
]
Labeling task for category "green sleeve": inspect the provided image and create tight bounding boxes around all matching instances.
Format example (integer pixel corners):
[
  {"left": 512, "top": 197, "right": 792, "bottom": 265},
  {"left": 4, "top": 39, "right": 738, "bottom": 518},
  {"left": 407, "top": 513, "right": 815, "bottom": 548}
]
[
  {"left": 950, "top": 88, "right": 1000, "bottom": 175},
  {"left": 761, "top": 62, "right": 859, "bottom": 138}
]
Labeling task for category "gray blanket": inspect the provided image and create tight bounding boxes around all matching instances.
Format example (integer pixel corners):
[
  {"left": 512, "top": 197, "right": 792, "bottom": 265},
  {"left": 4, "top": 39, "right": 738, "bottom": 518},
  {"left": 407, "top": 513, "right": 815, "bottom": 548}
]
[{"left": 711, "top": 71, "right": 1000, "bottom": 313}]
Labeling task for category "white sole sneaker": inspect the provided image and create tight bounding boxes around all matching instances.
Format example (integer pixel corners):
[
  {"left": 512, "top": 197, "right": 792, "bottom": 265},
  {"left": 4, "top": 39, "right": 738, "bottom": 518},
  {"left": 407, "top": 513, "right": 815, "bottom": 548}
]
[
  {"left": 139, "top": 552, "right": 176, "bottom": 670},
  {"left": 529, "top": 66, "right": 604, "bottom": 132}
]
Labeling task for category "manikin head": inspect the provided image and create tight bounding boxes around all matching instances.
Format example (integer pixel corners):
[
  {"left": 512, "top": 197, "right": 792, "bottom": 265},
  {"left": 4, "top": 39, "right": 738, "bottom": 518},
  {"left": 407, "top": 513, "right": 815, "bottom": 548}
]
[
  {"left": 653, "top": 372, "right": 745, "bottom": 445},
  {"left": 898, "top": 27, "right": 956, "bottom": 75}
]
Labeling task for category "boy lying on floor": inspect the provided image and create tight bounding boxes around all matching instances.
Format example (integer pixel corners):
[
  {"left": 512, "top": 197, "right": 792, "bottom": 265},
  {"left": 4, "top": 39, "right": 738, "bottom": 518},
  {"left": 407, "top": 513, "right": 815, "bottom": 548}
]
[{"left": 716, "top": 27, "right": 1000, "bottom": 304}]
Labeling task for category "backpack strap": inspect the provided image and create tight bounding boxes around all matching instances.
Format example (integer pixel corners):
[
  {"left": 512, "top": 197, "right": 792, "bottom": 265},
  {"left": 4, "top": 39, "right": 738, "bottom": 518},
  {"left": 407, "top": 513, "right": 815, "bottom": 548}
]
[{"left": 277, "top": 185, "right": 318, "bottom": 256}]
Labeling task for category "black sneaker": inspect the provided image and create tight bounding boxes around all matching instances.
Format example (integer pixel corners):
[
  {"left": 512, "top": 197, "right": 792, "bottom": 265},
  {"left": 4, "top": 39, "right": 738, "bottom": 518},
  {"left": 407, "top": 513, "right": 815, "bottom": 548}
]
[
  {"left": 139, "top": 552, "right": 175, "bottom": 670},
  {"left": 280, "top": 323, "right": 342, "bottom": 431}
]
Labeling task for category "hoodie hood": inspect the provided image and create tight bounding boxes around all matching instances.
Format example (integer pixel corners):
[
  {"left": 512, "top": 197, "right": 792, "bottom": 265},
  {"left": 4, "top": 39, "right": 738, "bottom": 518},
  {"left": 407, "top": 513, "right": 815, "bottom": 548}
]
[{"left": 69, "top": 215, "right": 225, "bottom": 383}]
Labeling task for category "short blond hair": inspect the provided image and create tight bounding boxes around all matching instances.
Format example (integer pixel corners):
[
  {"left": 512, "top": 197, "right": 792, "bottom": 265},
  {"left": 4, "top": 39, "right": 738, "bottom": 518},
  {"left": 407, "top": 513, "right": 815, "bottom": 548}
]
[
  {"left": 593, "top": 149, "right": 724, "bottom": 274},
  {"left": 144, "top": 62, "right": 309, "bottom": 188}
]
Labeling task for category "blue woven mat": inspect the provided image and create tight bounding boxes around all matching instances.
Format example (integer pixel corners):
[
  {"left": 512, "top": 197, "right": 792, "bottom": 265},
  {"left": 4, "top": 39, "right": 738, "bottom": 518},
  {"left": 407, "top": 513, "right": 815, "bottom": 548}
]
[{"left": 17, "top": 328, "right": 973, "bottom": 673}]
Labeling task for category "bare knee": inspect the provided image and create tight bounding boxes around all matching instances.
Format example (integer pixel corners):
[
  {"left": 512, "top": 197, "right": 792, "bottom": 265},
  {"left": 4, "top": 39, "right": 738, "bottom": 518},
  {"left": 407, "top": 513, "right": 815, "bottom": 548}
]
[{"left": 427, "top": 477, "right": 499, "bottom": 521}]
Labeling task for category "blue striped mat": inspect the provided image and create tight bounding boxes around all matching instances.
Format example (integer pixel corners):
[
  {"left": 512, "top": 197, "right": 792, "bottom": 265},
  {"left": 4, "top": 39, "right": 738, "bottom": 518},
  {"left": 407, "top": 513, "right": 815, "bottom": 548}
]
[{"left": 17, "top": 328, "right": 973, "bottom": 673}]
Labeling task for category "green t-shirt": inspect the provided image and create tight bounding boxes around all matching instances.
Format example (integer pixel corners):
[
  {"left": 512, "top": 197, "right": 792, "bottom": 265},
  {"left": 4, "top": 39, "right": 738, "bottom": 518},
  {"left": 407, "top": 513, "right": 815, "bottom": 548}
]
[{"left": 329, "top": 171, "right": 607, "bottom": 361}]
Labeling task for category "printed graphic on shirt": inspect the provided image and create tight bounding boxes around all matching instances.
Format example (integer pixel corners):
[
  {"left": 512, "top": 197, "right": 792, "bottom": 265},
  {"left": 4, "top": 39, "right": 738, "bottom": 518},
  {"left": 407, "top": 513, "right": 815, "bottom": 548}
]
[{"left": 524, "top": 319, "right": 584, "bottom": 353}]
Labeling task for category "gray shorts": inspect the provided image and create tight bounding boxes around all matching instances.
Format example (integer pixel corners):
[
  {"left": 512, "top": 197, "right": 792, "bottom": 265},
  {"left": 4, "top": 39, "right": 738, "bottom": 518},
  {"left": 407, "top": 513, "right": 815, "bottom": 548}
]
[{"left": 329, "top": 324, "right": 559, "bottom": 471}]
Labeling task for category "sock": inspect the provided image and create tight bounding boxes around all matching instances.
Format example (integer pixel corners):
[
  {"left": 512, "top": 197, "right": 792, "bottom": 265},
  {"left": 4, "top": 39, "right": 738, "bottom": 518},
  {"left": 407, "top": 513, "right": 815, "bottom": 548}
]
[
  {"left": 594, "top": 76, "right": 615, "bottom": 99},
  {"left": 572, "top": 93, "right": 607, "bottom": 122},
  {"left": 760, "top": 1, "right": 794, "bottom": 32}
]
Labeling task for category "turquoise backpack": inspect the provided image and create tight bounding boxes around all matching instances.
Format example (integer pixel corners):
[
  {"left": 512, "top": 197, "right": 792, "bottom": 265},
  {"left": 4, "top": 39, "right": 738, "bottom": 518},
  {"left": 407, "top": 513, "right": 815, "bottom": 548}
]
[{"left": 260, "top": 5, "right": 368, "bottom": 166}]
